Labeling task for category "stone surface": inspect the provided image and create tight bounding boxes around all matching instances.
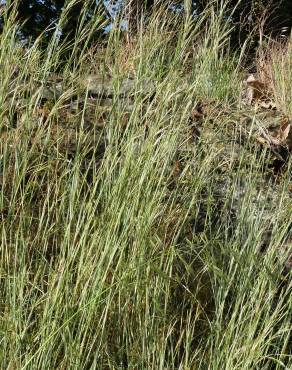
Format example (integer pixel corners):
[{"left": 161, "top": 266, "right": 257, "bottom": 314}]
[{"left": 80, "top": 75, "right": 156, "bottom": 98}]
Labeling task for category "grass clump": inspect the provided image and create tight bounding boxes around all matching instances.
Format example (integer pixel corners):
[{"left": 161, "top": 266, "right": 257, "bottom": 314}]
[
  {"left": 257, "top": 36, "right": 292, "bottom": 117},
  {"left": 0, "top": 1, "right": 291, "bottom": 369}
]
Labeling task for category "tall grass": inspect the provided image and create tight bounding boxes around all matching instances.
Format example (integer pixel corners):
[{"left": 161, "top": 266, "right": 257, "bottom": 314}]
[
  {"left": 257, "top": 36, "right": 292, "bottom": 117},
  {"left": 0, "top": 1, "right": 291, "bottom": 369}
]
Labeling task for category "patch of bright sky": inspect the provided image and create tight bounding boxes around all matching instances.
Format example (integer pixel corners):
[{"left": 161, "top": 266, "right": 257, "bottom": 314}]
[{"left": 103, "top": 0, "right": 128, "bottom": 31}]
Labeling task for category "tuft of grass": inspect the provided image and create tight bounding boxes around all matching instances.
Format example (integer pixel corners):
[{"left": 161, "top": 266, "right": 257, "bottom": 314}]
[
  {"left": 257, "top": 36, "right": 292, "bottom": 116},
  {"left": 0, "top": 1, "right": 291, "bottom": 369}
]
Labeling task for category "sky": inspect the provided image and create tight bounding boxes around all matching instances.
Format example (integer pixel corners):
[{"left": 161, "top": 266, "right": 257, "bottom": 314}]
[{"left": 103, "top": 0, "right": 128, "bottom": 31}]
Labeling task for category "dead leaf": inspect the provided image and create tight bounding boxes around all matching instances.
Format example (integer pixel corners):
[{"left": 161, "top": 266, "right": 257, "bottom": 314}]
[
  {"left": 245, "top": 74, "right": 268, "bottom": 105},
  {"left": 277, "top": 116, "right": 292, "bottom": 149}
]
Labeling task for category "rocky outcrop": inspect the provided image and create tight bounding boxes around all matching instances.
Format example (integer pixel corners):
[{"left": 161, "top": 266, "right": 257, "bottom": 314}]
[
  {"left": 4, "top": 73, "right": 156, "bottom": 112},
  {"left": 80, "top": 75, "right": 156, "bottom": 98}
]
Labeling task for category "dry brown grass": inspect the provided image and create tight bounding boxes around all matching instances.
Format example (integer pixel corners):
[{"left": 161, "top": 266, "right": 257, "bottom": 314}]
[{"left": 256, "top": 36, "right": 292, "bottom": 116}]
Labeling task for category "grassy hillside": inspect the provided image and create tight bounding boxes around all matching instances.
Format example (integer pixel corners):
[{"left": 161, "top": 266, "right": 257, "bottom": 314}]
[{"left": 0, "top": 3, "right": 291, "bottom": 369}]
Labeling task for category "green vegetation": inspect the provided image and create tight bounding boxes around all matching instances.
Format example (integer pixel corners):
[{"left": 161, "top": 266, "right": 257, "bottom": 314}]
[{"left": 0, "top": 2, "right": 291, "bottom": 369}]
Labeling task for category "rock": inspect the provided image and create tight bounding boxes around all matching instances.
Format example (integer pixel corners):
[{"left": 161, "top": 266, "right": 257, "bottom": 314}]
[
  {"left": 37, "top": 82, "right": 63, "bottom": 100},
  {"left": 80, "top": 75, "right": 155, "bottom": 98},
  {"left": 5, "top": 72, "right": 156, "bottom": 117}
]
